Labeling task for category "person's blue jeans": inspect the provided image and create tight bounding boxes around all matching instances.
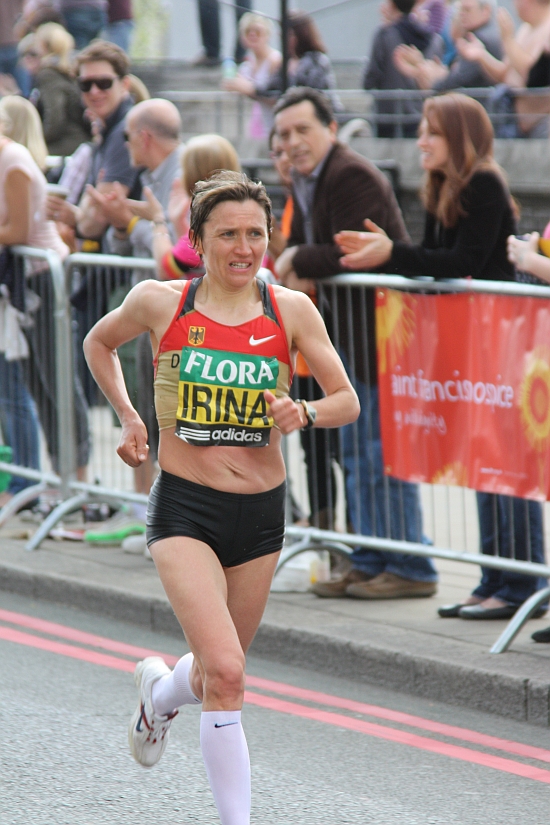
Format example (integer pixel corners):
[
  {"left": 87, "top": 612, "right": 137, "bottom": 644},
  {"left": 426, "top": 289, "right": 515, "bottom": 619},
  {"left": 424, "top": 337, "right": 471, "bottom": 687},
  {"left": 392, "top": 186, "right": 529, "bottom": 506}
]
[
  {"left": 0, "top": 43, "right": 31, "bottom": 97},
  {"left": 0, "top": 354, "right": 40, "bottom": 494},
  {"left": 474, "top": 492, "right": 547, "bottom": 605},
  {"left": 102, "top": 20, "right": 135, "bottom": 53},
  {"left": 341, "top": 380, "right": 437, "bottom": 582},
  {"left": 63, "top": 7, "right": 107, "bottom": 49}
]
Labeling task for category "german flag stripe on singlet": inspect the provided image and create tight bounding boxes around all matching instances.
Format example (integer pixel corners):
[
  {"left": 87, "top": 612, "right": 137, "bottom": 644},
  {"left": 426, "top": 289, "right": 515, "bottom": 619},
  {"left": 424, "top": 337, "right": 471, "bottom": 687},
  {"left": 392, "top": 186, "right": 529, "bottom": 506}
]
[{"left": 154, "top": 278, "right": 293, "bottom": 448}]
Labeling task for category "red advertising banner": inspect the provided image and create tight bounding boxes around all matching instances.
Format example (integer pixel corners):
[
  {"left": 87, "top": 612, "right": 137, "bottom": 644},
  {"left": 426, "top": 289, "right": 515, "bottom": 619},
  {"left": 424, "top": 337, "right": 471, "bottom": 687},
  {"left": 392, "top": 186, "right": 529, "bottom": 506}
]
[{"left": 376, "top": 288, "right": 550, "bottom": 501}]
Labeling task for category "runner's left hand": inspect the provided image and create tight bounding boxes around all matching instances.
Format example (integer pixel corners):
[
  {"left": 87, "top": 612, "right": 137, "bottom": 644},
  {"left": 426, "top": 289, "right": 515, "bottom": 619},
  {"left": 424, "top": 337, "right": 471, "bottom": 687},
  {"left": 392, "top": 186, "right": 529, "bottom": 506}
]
[{"left": 264, "top": 390, "right": 305, "bottom": 435}]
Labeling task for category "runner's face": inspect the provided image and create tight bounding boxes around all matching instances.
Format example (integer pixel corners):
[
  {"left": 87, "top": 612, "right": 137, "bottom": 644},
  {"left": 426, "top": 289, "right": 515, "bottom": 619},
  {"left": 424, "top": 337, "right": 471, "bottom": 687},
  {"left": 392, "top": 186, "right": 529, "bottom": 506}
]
[{"left": 197, "top": 200, "right": 269, "bottom": 287}]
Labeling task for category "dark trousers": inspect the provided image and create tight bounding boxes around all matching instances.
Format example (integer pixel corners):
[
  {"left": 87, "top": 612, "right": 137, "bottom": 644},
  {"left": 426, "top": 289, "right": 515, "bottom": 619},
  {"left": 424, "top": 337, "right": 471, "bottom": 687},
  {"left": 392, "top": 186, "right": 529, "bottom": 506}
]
[
  {"left": 473, "top": 492, "right": 547, "bottom": 605},
  {"left": 197, "top": 0, "right": 252, "bottom": 61},
  {"left": 293, "top": 374, "right": 340, "bottom": 529},
  {"left": 63, "top": 7, "right": 107, "bottom": 50}
]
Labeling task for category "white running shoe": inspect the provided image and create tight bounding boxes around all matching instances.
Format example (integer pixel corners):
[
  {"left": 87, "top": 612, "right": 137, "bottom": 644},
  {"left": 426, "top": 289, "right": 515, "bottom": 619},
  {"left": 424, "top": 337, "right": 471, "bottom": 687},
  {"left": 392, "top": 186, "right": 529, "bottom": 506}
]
[
  {"left": 122, "top": 534, "right": 148, "bottom": 555},
  {"left": 128, "top": 657, "right": 178, "bottom": 767}
]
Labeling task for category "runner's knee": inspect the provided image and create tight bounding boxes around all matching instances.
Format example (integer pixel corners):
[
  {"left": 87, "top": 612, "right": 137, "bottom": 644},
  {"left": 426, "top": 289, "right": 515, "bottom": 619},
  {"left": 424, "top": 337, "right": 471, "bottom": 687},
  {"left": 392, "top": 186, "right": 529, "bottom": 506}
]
[{"left": 203, "top": 652, "right": 246, "bottom": 702}]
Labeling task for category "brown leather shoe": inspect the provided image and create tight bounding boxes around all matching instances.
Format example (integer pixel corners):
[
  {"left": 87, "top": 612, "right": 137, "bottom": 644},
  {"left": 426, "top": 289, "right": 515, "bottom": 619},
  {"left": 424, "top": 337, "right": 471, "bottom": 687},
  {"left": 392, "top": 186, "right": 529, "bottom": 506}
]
[
  {"left": 311, "top": 568, "right": 374, "bottom": 598},
  {"left": 346, "top": 572, "right": 437, "bottom": 600}
]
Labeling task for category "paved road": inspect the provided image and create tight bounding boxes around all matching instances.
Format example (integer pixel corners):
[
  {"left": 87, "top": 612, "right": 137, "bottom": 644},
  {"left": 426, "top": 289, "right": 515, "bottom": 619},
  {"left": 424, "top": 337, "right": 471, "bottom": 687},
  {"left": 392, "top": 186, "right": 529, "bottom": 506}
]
[{"left": 1, "top": 591, "right": 549, "bottom": 825}]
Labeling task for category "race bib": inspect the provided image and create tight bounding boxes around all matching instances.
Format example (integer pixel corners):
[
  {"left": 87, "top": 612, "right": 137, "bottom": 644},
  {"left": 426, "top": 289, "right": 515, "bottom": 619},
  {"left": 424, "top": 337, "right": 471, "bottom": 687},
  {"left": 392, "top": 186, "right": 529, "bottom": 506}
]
[{"left": 175, "top": 346, "right": 279, "bottom": 447}]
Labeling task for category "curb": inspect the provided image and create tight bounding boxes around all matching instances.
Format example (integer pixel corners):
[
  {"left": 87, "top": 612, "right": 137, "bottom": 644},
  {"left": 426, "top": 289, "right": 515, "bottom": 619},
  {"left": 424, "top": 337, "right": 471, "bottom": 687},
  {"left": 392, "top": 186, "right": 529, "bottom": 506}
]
[{"left": 1, "top": 561, "right": 549, "bottom": 727}]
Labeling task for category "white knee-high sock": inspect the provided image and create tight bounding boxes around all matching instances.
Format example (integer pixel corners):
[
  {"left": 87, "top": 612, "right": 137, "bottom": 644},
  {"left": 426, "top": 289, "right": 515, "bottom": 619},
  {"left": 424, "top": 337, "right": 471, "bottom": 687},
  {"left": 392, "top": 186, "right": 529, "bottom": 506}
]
[
  {"left": 151, "top": 652, "right": 201, "bottom": 716},
  {"left": 200, "top": 710, "right": 251, "bottom": 825}
]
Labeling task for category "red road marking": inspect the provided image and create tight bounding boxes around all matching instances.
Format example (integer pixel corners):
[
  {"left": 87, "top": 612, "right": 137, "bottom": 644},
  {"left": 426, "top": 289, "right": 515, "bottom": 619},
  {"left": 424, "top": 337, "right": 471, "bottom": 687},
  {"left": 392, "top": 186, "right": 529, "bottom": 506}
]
[
  {"left": 244, "top": 691, "right": 550, "bottom": 785},
  {"left": 0, "top": 608, "right": 179, "bottom": 665},
  {"left": 0, "top": 626, "right": 135, "bottom": 672},
  {"left": 244, "top": 674, "right": 550, "bottom": 764},
  {"left": 2, "top": 610, "right": 550, "bottom": 782},
  {"left": 3, "top": 608, "right": 549, "bottom": 765}
]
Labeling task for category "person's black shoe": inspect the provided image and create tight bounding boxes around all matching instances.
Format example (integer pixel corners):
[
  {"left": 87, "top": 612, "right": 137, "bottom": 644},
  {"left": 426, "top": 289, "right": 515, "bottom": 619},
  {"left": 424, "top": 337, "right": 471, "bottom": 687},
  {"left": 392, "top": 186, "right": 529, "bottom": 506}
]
[
  {"left": 531, "top": 626, "right": 550, "bottom": 643},
  {"left": 438, "top": 603, "right": 469, "bottom": 618},
  {"left": 458, "top": 604, "right": 517, "bottom": 620}
]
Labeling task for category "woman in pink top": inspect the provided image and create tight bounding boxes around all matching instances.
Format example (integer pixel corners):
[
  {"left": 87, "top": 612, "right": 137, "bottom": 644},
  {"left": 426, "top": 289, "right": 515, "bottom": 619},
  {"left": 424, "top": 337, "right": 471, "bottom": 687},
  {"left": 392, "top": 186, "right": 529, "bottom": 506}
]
[
  {"left": 0, "top": 97, "right": 68, "bottom": 259},
  {"left": 0, "top": 97, "right": 88, "bottom": 507}
]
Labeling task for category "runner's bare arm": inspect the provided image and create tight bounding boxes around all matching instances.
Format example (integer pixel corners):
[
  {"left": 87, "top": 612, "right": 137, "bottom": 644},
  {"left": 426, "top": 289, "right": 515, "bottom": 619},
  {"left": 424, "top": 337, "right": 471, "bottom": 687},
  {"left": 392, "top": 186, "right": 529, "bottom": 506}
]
[
  {"left": 266, "top": 288, "right": 360, "bottom": 433},
  {"left": 83, "top": 281, "right": 176, "bottom": 467}
]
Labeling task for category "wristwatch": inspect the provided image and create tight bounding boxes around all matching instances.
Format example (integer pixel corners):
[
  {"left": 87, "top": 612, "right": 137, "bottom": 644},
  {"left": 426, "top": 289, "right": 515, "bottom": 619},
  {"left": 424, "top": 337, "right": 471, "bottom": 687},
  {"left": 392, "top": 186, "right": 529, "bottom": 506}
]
[{"left": 295, "top": 399, "right": 317, "bottom": 430}]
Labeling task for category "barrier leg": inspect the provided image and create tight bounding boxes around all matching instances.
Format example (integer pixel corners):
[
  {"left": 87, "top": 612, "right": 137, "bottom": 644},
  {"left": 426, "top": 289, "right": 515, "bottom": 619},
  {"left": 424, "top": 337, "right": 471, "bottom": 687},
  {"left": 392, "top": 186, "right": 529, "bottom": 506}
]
[
  {"left": 490, "top": 586, "right": 550, "bottom": 653},
  {"left": 25, "top": 492, "right": 90, "bottom": 551},
  {"left": 275, "top": 537, "right": 351, "bottom": 576},
  {"left": 0, "top": 483, "right": 50, "bottom": 527}
]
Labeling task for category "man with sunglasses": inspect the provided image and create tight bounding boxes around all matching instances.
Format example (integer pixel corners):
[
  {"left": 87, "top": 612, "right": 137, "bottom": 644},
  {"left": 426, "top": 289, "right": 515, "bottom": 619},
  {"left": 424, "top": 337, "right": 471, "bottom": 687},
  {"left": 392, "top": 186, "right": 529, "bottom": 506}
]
[{"left": 47, "top": 40, "right": 140, "bottom": 243}]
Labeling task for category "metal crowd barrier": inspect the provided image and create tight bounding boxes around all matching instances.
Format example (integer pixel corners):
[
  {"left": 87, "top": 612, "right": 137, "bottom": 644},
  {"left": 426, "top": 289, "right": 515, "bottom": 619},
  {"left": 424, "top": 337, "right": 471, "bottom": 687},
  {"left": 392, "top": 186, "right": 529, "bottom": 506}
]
[
  {"left": 0, "top": 246, "right": 75, "bottom": 519},
  {"left": 160, "top": 87, "right": 550, "bottom": 143},
  {"left": 359, "top": 86, "right": 550, "bottom": 138},
  {"left": 1, "top": 249, "right": 550, "bottom": 652}
]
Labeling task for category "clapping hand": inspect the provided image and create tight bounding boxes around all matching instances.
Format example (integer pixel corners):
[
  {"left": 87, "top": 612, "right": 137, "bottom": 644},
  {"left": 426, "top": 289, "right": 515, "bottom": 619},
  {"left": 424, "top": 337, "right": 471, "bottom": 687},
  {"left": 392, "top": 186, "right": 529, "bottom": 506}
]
[
  {"left": 86, "top": 182, "right": 133, "bottom": 229},
  {"left": 335, "top": 219, "right": 393, "bottom": 270},
  {"left": 393, "top": 44, "right": 424, "bottom": 79},
  {"left": 456, "top": 33, "right": 487, "bottom": 63},
  {"left": 127, "top": 186, "right": 165, "bottom": 224},
  {"left": 46, "top": 195, "right": 80, "bottom": 227}
]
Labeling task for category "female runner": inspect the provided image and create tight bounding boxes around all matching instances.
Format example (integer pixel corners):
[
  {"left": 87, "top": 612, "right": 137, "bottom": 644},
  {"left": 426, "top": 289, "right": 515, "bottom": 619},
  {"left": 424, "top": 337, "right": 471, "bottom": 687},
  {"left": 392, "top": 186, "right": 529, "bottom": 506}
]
[{"left": 84, "top": 171, "right": 359, "bottom": 825}]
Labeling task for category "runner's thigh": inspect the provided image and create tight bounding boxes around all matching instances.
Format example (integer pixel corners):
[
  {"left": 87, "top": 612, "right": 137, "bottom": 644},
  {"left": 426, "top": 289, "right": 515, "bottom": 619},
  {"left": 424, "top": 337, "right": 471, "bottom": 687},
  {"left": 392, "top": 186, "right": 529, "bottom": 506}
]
[
  {"left": 150, "top": 536, "right": 243, "bottom": 668},
  {"left": 225, "top": 550, "right": 281, "bottom": 654}
]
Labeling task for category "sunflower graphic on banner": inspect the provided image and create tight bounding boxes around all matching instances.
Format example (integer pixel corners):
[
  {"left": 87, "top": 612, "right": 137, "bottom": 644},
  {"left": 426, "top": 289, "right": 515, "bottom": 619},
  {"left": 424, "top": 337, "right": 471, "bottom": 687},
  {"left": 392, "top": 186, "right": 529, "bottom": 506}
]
[{"left": 376, "top": 288, "right": 550, "bottom": 501}]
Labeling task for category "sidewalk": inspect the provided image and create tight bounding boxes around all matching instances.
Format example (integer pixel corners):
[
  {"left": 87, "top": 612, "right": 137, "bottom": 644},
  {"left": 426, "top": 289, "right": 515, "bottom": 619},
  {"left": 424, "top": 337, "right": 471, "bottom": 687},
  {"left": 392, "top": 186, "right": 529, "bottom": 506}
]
[{"left": 1, "top": 516, "right": 549, "bottom": 727}]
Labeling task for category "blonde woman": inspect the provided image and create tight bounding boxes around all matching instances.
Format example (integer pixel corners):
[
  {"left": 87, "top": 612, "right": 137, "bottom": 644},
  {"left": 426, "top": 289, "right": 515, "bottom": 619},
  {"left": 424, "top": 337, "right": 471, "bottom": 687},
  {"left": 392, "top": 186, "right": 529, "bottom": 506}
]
[
  {"left": 222, "top": 12, "right": 281, "bottom": 139},
  {"left": 31, "top": 22, "right": 89, "bottom": 156},
  {"left": 0, "top": 96, "right": 64, "bottom": 249},
  {"left": 0, "top": 96, "right": 48, "bottom": 172}
]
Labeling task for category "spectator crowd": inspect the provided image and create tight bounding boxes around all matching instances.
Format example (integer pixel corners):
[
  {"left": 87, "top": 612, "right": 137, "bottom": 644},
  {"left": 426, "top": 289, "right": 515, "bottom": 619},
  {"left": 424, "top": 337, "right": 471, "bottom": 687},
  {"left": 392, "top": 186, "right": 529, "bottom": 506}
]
[
  {"left": 0, "top": 0, "right": 549, "bottom": 646},
  {"left": 364, "top": 0, "right": 550, "bottom": 138}
]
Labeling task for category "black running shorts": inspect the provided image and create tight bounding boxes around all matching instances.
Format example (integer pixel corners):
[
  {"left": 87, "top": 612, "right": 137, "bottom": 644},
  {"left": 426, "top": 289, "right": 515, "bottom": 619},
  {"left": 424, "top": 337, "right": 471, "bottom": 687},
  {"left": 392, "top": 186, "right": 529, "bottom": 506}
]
[{"left": 146, "top": 470, "right": 286, "bottom": 567}]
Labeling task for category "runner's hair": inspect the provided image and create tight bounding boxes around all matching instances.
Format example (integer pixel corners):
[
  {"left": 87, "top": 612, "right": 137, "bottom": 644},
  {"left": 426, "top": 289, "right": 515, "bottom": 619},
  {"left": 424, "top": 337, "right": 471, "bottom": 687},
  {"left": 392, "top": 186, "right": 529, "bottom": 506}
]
[{"left": 189, "top": 171, "right": 272, "bottom": 247}]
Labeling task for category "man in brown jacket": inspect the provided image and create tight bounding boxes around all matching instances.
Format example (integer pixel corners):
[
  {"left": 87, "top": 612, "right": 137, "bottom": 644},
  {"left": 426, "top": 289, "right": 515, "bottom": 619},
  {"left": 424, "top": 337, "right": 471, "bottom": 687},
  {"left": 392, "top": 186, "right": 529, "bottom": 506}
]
[{"left": 274, "top": 87, "right": 438, "bottom": 600}]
